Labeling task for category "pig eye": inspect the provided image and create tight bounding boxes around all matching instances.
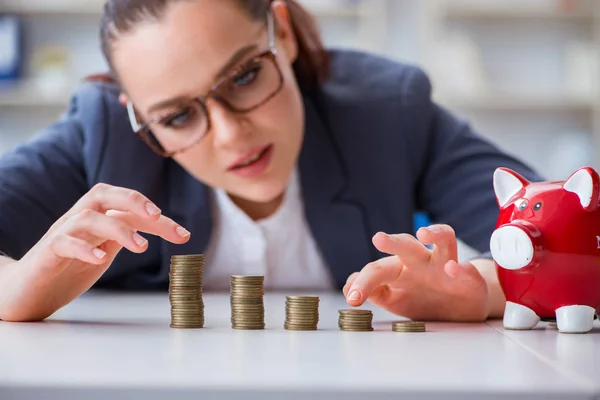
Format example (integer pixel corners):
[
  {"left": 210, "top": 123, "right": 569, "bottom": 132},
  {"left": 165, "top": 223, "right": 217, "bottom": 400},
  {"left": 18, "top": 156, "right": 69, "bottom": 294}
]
[
  {"left": 517, "top": 200, "right": 528, "bottom": 211},
  {"left": 533, "top": 202, "right": 542, "bottom": 211}
]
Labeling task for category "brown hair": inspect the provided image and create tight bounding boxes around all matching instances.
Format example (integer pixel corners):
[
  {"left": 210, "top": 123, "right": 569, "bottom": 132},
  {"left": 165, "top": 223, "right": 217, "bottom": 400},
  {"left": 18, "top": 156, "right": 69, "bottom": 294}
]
[{"left": 96, "top": 0, "right": 329, "bottom": 87}]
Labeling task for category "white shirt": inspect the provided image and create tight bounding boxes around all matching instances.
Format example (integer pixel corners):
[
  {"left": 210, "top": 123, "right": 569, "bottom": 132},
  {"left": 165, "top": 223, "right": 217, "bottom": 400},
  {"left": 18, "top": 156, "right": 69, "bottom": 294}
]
[{"left": 203, "top": 169, "right": 335, "bottom": 291}]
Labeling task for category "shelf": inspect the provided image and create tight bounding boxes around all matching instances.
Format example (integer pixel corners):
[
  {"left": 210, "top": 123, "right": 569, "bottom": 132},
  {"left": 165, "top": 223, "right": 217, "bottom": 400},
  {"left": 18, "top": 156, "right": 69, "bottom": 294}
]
[
  {"left": 442, "top": 4, "right": 593, "bottom": 21},
  {"left": 0, "top": 0, "right": 367, "bottom": 18},
  {"left": 0, "top": 0, "right": 105, "bottom": 15},
  {"left": 435, "top": 91, "right": 596, "bottom": 112},
  {"left": 300, "top": 1, "right": 370, "bottom": 18},
  {"left": 0, "top": 80, "right": 75, "bottom": 108}
]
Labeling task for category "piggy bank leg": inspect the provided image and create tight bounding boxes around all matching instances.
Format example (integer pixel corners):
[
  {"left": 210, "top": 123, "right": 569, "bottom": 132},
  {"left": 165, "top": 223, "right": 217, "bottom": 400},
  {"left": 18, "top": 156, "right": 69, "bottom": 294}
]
[
  {"left": 555, "top": 305, "right": 595, "bottom": 333},
  {"left": 503, "top": 302, "right": 540, "bottom": 330}
]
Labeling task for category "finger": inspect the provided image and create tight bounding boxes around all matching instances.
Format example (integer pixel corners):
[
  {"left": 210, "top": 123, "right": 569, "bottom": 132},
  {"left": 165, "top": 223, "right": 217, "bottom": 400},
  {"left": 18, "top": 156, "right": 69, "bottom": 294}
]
[
  {"left": 106, "top": 211, "right": 191, "bottom": 244},
  {"left": 342, "top": 272, "right": 359, "bottom": 297},
  {"left": 365, "top": 284, "right": 394, "bottom": 308},
  {"left": 49, "top": 234, "right": 109, "bottom": 265},
  {"left": 363, "top": 285, "right": 411, "bottom": 315},
  {"left": 444, "top": 260, "right": 485, "bottom": 284},
  {"left": 346, "top": 256, "right": 402, "bottom": 307},
  {"left": 416, "top": 224, "right": 457, "bottom": 263},
  {"left": 65, "top": 210, "right": 149, "bottom": 254},
  {"left": 67, "top": 183, "right": 162, "bottom": 221},
  {"left": 372, "top": 232, "right": 430, "bottom": 266}
]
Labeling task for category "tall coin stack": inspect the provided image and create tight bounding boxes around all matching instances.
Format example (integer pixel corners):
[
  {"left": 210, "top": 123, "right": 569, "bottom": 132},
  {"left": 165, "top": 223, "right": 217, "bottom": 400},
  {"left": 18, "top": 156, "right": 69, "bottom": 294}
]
[
  {"left": 338, "top": 309, "right": 374, "bottom": 332},
  {"left": 284, "top": 296, "right": 319, "bottom": 331},
  {"left": 169, "top": 254, "right": 205, "bottom": 329},
  {"left": 230, "top": 275, "right": 265, "bottom": 330}
]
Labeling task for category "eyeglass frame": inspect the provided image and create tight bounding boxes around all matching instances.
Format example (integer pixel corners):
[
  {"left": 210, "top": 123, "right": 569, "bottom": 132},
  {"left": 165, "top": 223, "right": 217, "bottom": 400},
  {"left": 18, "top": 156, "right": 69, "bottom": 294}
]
[{"left": 126, "top": 10, "right": 283, "bottom": 158}]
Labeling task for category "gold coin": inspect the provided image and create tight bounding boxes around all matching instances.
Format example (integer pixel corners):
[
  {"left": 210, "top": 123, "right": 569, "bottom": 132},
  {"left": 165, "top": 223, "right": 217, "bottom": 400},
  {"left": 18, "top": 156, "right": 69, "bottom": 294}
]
[
  {"left": 231, "top": 275, "right": 264, "bottom": 279},
  {"left": 284, "top": 322, "right": 318, "bottom": 327},
  {"left": 339, "top": 309, "right": 372, "bottom": 315},
  {"left": 286, "top": 296, "right": 319, "bottom": 301},
  {"left": 170, "top": 325, "right": 204, "bottom": 329},
  {"left": 340, "top": 328, "right": 374, "bottom": 332},
  {"left": 284, "top": 326, "right": 317, "bottom": 331},
  {"left": 171, "top": 254, "right": 205, "bottom": 259}
]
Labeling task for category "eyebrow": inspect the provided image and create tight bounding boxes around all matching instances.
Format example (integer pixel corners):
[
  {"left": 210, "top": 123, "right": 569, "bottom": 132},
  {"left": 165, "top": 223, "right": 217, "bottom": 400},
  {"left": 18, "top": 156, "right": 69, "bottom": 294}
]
[{"left": 147, "top": 44, "right": 259, "bottom": 114}]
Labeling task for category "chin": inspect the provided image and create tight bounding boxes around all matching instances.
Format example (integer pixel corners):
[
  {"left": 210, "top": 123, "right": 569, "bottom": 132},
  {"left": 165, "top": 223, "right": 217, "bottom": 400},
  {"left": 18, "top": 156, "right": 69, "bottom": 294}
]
[
  {"left": 244, "top": 182, "right": 287, "bottom": 203},
  {"left": 228, "top": 174, "right": 284, "bottom": 202}
]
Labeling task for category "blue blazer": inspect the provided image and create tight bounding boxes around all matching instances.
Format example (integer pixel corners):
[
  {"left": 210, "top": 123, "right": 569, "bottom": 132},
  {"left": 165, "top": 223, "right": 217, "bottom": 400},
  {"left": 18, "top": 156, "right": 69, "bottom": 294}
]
[{"left": 0, "top": 50, "right": 541, "bottom": 290}]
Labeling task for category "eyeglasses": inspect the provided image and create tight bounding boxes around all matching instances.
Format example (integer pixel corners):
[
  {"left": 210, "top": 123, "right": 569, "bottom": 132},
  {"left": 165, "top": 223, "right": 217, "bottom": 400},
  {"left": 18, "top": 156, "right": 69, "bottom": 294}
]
[{"left": 127, "top": 11, "right": 283, "bottom": 158}]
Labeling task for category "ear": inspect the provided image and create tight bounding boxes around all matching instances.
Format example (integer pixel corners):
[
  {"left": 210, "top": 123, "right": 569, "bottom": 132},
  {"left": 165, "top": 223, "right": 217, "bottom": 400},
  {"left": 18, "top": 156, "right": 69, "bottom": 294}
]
[
  {"left": 119, "top": 93, "right": 129, "bottom": 107},
  {"left": 563, "top": 167, "right": 600, "bottom": 211},
  {"left": 493, "top": 168, "right": 529, "bottom": 208},
  {"left": 271, "top": 0, "right": 298, "bottom": 63}
]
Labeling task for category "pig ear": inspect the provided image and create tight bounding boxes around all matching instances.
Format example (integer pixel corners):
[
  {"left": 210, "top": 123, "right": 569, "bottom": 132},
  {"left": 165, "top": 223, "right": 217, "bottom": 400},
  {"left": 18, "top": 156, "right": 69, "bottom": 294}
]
[
  {"left": 563, "top": 167, "right": 599, "bottom": 210},
  {"left": 493, "top": 168, "right": 528, "bottom": 208}
]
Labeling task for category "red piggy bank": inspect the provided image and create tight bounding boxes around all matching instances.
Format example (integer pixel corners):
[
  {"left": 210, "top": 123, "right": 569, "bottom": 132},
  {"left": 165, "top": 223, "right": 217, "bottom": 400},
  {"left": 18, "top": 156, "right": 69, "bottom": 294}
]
[{"left": 490, "top": 166, "right": 600, "bottom": 333}]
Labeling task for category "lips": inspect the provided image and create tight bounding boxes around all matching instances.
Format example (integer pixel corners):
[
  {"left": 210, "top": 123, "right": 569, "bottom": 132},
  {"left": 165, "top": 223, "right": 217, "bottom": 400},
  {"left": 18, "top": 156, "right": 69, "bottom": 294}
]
[
  {"left": 228, "top": 144, "right": 272, "bottom": 171},
  {"left": 226, "top": 144, "right": 274, "bottom": 179}
]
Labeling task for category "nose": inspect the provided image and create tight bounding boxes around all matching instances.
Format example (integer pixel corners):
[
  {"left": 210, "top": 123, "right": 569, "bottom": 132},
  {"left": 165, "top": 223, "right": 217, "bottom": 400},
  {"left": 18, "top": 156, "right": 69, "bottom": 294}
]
[
  {"left": 490, "top": 225, "right": 535, "bottom": 270},
  {"left": 208, "top": 99, "right": 250, "bottom": 147}
]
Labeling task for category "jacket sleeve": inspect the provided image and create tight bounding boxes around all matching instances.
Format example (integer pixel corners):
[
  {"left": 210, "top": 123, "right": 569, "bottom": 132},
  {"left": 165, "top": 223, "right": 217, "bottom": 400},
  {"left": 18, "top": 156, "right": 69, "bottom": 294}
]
[
  {"left": 0, "top": 115, "right": 88, "bottom": 260},
  {"left": 406, "top": 68, "right": 544, "bottom": 255}
]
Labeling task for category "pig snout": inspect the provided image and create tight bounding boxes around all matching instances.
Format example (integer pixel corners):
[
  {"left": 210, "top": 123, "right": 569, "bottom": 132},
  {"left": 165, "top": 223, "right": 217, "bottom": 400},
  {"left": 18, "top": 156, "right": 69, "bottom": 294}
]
[{"left": 490, "top": 224, "right": 536, "bottom": 270}]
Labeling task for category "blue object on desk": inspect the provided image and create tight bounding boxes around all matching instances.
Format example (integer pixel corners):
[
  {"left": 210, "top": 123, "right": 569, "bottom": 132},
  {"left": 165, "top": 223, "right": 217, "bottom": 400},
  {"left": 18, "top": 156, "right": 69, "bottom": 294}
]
[{"left": 0, "top": 14, "right": 22, "bottom": 81}]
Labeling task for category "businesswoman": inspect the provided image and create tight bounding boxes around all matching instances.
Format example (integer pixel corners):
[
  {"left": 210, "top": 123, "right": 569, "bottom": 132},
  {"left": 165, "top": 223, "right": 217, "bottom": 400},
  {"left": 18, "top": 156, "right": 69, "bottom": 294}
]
[{"left": 0, "top": 0, "right": 540, "bottom": 322}]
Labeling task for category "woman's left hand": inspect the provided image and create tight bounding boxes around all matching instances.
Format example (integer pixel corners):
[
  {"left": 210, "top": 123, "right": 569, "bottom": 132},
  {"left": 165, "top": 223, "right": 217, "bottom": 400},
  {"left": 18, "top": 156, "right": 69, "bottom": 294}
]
[{"left": 343, "top": 224, "right": 490, "bottom": 322}]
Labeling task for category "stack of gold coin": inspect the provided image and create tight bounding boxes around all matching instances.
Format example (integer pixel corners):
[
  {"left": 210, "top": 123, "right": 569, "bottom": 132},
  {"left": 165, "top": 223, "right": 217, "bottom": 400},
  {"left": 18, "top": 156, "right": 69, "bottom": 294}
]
[
  {"left": 338, "top": 309, "right": 373, "bottom": 332},
  {"left": 392, "top": 321, "right": 426, "bottom": 333},
  {"left": 169, "top": 254, "right": 205, "bottom": 329},
  {"left": 284, "top": 296, "right": 319, "bottom": 331},
  {"left": 230, "top": 275, "right": 265, "bottom": 330}
]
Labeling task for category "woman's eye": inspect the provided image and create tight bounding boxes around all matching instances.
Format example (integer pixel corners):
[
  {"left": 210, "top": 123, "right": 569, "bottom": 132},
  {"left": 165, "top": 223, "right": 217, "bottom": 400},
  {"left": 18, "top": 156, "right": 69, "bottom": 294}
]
[
  {"left": 163, "top": 108, "right": 194, "bottom": 128},
  {"left": 533, "top": 202, "right": 542, "bottom": 211},
  {"left": 233, "top": 64, "right": 261, "bottom": 87}
]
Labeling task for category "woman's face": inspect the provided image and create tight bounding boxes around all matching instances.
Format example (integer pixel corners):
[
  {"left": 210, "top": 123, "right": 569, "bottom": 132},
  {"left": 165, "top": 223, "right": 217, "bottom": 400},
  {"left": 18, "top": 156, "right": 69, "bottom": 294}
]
[{"left": 112, "top": 0, "right": 303, "bottom": 204}]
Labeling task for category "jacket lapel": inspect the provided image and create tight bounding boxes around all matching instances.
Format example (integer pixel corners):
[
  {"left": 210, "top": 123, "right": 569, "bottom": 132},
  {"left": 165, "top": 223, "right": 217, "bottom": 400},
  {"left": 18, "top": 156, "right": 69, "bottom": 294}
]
[{"left": 298, "top": 91, "right": 374, "bottom": 288}]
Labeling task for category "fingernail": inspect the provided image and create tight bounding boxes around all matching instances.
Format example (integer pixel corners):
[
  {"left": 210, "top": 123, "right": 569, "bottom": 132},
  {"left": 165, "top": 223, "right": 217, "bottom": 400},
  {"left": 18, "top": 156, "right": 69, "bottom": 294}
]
[
  {"left": 146, "top": 202, "right": 161, "bottom": 216},
  {"left": 133, "top": 233, "right": 148, "bottom": 247},
  {"left": 176, "top": 227, "right": 191, "bottom": 237},
  {"left": 93, "top": 248, "right": 107, "bottom": 259},
  {"left": 427, "top": 225, "right": 441, "bottom": 233},
  {"left": 376, "top": 232, "right": 390, "bottom": 241},
  {"left": 348, "top": 290, "right": 361, "bottom": 301}
]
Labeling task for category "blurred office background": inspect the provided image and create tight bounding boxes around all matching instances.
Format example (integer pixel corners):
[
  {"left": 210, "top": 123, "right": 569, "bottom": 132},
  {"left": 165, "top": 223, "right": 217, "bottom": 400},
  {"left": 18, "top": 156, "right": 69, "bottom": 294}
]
[{"left": 1, "top": 0, "right": 599, "bottom": 182}]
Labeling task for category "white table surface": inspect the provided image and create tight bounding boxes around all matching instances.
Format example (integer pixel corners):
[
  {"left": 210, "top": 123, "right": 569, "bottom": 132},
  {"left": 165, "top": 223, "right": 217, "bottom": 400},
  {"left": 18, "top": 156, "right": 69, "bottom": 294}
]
[{"left": 0, "top": 292, "right": 598, "bottom": 400}]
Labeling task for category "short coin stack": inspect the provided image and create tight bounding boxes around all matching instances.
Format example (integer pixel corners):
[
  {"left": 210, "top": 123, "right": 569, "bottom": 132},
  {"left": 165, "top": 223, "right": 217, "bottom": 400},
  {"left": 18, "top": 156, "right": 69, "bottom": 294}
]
[
  {"left": 284, "top": 296, "right": 320, "bottom": 331},
  {"left": 169, "top": 254, "right": 205, "bottom": 329},
  {"left": 392, "top": 321, "right": 426, "bottom": 333},
  {"left": 230, "top": 275, "right": 265, "bottom": 330},
  {"left": 338, "top": 309, "right": 374, "bottom": 332}
]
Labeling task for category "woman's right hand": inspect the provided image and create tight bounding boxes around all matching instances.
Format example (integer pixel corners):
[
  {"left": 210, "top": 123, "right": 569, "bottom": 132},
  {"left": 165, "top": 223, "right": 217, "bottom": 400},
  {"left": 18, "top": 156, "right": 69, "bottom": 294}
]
[{"left": 2, "top": 183, "right": 191, "bottom": 321}]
